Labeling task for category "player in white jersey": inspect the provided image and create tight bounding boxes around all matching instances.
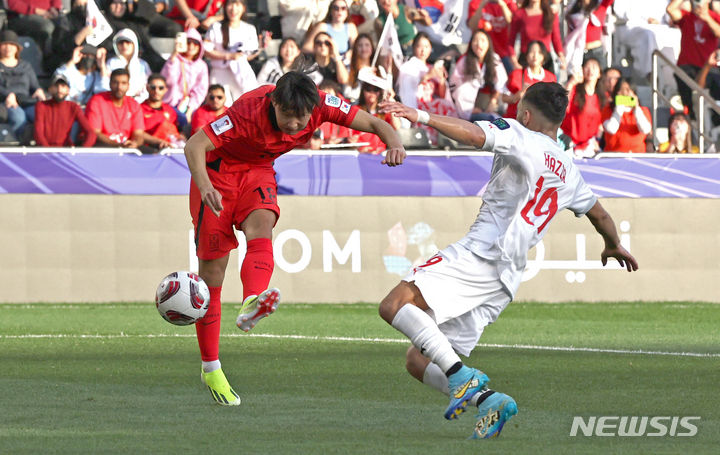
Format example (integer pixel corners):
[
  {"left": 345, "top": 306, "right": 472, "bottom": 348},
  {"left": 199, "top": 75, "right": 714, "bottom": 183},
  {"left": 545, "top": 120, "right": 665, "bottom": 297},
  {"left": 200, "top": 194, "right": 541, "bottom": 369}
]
[{"left": 377, "top": 82, "right": 638, "bottom": 440}]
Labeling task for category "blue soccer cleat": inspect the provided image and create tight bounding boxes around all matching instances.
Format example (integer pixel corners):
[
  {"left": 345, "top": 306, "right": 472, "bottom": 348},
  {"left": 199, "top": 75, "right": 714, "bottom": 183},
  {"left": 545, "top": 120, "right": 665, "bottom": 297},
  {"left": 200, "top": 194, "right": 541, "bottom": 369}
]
[
  {"left": 444, "top": 366, "right": 489, "bottom": 420},
  {"left": 470, "top": 390, "right": 518, "bottom": 439}
]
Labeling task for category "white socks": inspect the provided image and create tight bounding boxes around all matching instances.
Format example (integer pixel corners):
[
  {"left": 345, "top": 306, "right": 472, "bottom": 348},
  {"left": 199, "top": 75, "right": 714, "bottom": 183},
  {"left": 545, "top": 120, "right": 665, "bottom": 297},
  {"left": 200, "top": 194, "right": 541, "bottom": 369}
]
[
  {"left": 202, "top": 359, "right": 221, "bottom": 373},
  {"left": 391, "top": 304, "right": 461, "bottom": 373},
  {"left": 422, "top": 362, "right": 449, "bottom": 396}
]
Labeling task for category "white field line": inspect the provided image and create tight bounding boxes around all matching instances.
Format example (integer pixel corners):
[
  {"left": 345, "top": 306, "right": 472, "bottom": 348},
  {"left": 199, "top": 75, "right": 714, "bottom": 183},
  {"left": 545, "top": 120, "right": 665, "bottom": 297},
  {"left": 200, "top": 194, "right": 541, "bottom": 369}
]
[{"left": 1, "top": 332, "right": 718, "bottom": 358}]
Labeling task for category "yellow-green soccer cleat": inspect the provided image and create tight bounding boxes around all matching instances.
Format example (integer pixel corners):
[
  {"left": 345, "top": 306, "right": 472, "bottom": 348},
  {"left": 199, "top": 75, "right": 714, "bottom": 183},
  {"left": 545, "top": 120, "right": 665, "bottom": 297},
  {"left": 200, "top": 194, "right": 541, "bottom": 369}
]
[
  {"left": 236, "top": 288, "right": 281, "bottom": 332},
  {"left": 200, "top": 368, "right": 241, "bottom": 406}
]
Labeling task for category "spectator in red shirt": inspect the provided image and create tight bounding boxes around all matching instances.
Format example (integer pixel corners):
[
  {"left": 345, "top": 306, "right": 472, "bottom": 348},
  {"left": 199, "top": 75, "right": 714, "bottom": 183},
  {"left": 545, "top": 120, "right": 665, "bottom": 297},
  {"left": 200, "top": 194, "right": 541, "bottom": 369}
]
[
  {"left": 599, "top": 66, "right": 622, "bottom": 108},
  {"left": 7, "top": 0, "right": 62, "bottom": 55},
  {"left": 564, "top": 0, "right": 614, "bottom": 73},
  {"left": 509, "top": 0, "right": 566, "bottom": 74},
  {"left": 85, "top": 68, "right": 146, "bottom": 150},
  {"left": 182, "top": 71, "right": 405, "bottom": 406},
  {"left": 667, "top": 0, "right": 720, "bottom": 118},
  {"left": 561, "top": 57, "right": 602, "bottom": 157},
  {"left": 168, "top": 0, "right": 224, "bottom": 31},
  {"left": 190, "top": 84, "right": 227, "bottom": 135},
  {"left": 34, "top": 74, "right": 96, "bottom": 147},
  {"left": 349, "top": 82, "right": 401, "bottom": 154},
  {"left": 502, "top": 40, "right": 557, "bottom": 118},
  {"left": 601, "top": 77, "right": 653, "bottom": 153},
  {"left": 468, "top": 0, "right": 518, "bottom": 75},
  {"left": 141, "top": 74, "right": 186, "bottom": 152}
]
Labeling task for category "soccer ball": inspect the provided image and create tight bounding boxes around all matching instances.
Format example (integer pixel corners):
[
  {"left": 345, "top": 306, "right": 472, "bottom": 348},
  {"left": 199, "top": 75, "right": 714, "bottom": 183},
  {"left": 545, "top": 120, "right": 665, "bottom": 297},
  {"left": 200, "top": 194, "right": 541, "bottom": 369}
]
[{"left": 155, "top": 271, "right": 210, "bottom": 326}]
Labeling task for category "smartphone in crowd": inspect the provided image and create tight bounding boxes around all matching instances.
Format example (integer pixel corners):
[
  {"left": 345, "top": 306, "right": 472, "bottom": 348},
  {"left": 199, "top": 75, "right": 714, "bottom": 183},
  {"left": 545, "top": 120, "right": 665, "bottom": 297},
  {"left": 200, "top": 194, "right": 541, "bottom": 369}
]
[
  {"left": 615, "top": 95, "right": 637, "bottom": 107},
  {"left": 175, "top": 32, "right": 187, "bottom": 53}
]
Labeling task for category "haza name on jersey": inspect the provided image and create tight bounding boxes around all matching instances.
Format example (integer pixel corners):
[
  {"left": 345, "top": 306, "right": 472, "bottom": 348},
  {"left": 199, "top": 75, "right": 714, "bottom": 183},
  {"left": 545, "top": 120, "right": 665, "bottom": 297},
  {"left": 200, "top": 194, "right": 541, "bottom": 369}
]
[{"left": 544, "top": 152, "right": 566, "bottom": 183}]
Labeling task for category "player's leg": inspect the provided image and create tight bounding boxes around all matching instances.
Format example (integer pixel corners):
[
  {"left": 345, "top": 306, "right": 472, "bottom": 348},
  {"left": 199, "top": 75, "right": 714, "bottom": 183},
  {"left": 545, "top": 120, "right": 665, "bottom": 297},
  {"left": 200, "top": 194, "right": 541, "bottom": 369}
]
[
  {"left": 196, "top": 255, "right": 241, "bottom": 405},
  {"left": 236, "top": 208, "right": 281, "bottom": 331},
  {"left": 379, "top": 281, "right": 488, "bottom": 420},
  {"left": 406, "top": 345, "right": 449, "bottom": 396},
  {"left": 190, "top": 182, "right": 241, "bottom": 405}
]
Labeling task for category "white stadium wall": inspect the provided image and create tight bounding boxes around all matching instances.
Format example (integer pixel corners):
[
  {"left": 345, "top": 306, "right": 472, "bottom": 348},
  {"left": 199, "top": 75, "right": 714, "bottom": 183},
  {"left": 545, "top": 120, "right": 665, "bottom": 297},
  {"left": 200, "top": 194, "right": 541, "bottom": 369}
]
[{"left": 1, "top": 194, "right": 718, "bottom": 303}]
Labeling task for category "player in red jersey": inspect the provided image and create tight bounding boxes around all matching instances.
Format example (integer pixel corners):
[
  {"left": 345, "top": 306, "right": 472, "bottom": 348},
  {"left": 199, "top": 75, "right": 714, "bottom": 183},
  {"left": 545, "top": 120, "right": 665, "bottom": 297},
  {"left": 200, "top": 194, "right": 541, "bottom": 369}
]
[{"left": 183, "top": 71, "right": 406, "bottom": 405}]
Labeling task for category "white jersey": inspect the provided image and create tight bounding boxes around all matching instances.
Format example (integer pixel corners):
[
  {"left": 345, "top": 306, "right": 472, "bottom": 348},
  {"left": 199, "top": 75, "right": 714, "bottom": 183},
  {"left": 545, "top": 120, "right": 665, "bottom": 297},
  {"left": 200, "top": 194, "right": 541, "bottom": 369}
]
[{"left": 458, "top": 118, "right": 597, "bottom": 297}]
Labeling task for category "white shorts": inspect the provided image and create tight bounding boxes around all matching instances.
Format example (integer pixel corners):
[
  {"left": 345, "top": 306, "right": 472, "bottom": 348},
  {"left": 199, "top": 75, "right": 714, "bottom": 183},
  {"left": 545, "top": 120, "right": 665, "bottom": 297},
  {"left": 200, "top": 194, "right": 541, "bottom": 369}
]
[{"left": 402, "top": 242, "right": 512, "bottom": 357}]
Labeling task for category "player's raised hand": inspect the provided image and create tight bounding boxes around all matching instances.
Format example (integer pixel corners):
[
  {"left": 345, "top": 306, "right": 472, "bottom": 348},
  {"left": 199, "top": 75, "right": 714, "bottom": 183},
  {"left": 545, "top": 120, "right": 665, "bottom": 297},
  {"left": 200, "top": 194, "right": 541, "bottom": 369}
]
[
  {"left": 379, "top": 101, "right": 418, "bottom": 123},
  {"left": 200, "top": 186, "right": 224, "bottom": 217},
  {"left": 601, "top": 245, "right": 638, "bottom": 272}
]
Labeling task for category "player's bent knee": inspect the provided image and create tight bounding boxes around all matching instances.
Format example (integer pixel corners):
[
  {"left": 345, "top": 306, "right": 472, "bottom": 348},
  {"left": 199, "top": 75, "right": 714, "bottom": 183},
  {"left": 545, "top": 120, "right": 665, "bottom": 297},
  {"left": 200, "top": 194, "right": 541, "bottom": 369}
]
[
  {"left": 405, "top": 346, "right": 430, "bottom": 381},
  {"left": 379, "top": 281, "right": 425, "bottom": 324}
]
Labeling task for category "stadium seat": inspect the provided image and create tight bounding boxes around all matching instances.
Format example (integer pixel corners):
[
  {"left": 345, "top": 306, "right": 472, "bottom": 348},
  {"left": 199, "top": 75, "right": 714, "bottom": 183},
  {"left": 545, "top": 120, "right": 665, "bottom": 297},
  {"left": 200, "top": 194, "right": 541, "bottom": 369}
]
[
  {"left": 0, "top": 125, "right": 20, "bottom": 146},
  {"left": 149, "top": 37, "right": 175, "bottom": 60},
  {"left": 398, "top": 127, "right": 431, "bottom": 149},
  {"left": 18, "top": 36, "right": 43, "bottom": 77},
  {"left": 437, "top": 132, "right": 473, "bottom": 150},
  {"left": 635, "top": 85, "right": 652, "bottom": 109}
]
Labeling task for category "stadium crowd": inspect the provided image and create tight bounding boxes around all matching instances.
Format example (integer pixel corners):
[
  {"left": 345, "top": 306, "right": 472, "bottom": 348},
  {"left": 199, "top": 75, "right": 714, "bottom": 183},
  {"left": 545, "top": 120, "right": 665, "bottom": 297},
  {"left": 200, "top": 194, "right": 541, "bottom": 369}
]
[{"left": 1, "top": 0, "right": 719, "bottom": 155}]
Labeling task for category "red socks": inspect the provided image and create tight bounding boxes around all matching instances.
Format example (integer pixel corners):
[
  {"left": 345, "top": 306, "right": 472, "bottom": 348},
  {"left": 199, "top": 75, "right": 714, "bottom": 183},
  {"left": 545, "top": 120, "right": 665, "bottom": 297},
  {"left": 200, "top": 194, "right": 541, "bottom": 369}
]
[
  {"left": 240, "top": 238, "right": 274, "bottom": 300},
  {"left": 196, "top": 238, "right": 273, "bottom": 362},
  {"left": 195, "top": 286, "right": 222, "bottom": 362}
]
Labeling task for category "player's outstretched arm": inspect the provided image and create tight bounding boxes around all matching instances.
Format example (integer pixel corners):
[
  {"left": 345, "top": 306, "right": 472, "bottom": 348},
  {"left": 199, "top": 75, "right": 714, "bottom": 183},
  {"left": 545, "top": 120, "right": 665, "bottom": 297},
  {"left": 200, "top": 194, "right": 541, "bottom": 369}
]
[
  {"left": 348, "top": 109, "right": 407, "bottom": 166},
  {"left": 379, "top": 101, "right": 487, "bottom": 149},
  {"left": 184, "top": 129, "right": 224, "bottom": 217},
  {"left": 585, "top": 201, "right": 639, "bottom": 272}
]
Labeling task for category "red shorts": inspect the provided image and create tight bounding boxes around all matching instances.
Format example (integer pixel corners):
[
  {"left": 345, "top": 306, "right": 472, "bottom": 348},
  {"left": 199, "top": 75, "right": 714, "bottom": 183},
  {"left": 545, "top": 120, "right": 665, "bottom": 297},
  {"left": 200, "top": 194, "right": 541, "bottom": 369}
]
[{"left": 190, "top": 162, "right": 280, "bottom": 260}]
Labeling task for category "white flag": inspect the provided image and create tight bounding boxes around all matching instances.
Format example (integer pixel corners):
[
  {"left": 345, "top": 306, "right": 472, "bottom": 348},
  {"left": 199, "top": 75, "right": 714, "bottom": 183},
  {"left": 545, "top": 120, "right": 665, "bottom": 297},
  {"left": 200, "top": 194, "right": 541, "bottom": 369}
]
[
  {"left": 372, "top": 13, "right": 404, "bottom": 70},
  {"left": 85, "top": 0, "right": 114, "bottom": 47}
]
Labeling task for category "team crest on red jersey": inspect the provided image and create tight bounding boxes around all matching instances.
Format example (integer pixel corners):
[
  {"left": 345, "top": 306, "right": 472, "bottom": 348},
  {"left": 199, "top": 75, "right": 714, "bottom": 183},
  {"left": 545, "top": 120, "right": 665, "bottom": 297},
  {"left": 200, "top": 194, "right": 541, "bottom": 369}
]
[{"left": 211, "top": 115, "right": 233, "bottom": 135}]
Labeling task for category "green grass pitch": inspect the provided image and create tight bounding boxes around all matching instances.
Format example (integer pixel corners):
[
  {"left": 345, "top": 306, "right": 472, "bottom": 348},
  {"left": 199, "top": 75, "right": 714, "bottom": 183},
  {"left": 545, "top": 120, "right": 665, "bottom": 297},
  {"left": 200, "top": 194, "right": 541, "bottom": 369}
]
[{"left": 1, "top": 301, "right": 718, "bottom": 454}]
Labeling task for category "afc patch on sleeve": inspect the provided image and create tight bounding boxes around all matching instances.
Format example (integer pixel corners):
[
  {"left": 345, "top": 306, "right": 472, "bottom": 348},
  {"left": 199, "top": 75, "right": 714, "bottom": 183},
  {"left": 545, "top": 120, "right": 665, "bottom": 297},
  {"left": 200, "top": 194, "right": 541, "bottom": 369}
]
[
  {"left": 325, "top": 94, "right": 341, "bottom": 108},
  {"left": 210, "top": 115, "right": 233, "bottom": 135},
  {"left": 340, "top": 101, "right": 351, "bottom": 114},
  {"left": 491, "top": 118, "right": 510, "bottom": 130}
]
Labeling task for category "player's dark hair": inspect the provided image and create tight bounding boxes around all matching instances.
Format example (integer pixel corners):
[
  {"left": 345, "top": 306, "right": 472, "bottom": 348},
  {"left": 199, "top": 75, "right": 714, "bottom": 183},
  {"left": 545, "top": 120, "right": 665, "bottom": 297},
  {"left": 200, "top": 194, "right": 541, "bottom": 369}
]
[
  {"left": 208, "top": 84, "right": 225, "bottom": 93},
  {"left": 110, "top": 68, "right": 130, "bottom": 81},
  {"left": 523, "top": 82, "right": 568, "bottom": 125},
  {"left": 271, "top": 71, "right": 320, "bottom": 116},
  {"left": 147, "top": 73, "right": 166, "bottom": 85}
]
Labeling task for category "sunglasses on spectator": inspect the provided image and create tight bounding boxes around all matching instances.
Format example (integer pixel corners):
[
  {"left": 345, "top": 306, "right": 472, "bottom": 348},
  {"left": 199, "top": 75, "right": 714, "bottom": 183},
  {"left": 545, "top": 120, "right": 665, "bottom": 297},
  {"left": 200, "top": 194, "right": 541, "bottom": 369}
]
[
  {"left": 365, "top": 86, "right": 382, "bottom": 93},
  {"left": 209, "top": 95, "right": 224, "bottom": 100},
  {"left": 149, "top": 85, "right": 166, "bottom": 90},
  {"left": 315, "top": 40, "right": 331, "bottom": 47},
  {"left": 112, "top": 0, "right": 127, "bottom": 4},
  {"left": 331, "top": 5, "right": 347, "bottom": 10}
]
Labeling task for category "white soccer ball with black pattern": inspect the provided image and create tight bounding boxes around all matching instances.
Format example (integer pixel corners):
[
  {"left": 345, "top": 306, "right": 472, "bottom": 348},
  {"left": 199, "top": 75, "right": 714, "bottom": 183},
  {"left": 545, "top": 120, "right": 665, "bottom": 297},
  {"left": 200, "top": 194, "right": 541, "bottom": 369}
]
[{"left": 155, "top": 271, "right": 210, "bottom": 325}]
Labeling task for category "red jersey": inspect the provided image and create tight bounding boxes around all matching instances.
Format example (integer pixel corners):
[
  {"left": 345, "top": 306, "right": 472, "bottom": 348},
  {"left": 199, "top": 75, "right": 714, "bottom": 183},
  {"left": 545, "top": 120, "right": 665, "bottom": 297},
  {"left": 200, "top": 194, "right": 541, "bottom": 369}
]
[
  {"left": 509, "top": 9, "right": 564, "bottom": 55},
  {"left": 583, "top": 0, "right": 614, "bottom": 44},
  {"left": 85, "top": 92, "right": 144, "bottom": 144},
  {"left": 504, "top": 68, "right": 557, "bottom": 118},
  {"left": 202, "top": 85, "right": 360, "bottom": 167},
  {"left": 141, "top": 102, "right": 178, "bottom": 136},
  {"left": 469, "top": 0, "right": 518, "bottom": 58},
  {"left": 167, "top": 0, "right": 223, "bottom": 22},
  {"left": 601, "top": 105, "right": 651, "bottom": 153},
  {"left": 561, "top": 85, "right": 601, "bottom": 147},
  {"left": 676, "top": 10, "right": 720, "bottom": 67},
  {"left": 191, "top": 105, "right": 226, "bottom": 135}
]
